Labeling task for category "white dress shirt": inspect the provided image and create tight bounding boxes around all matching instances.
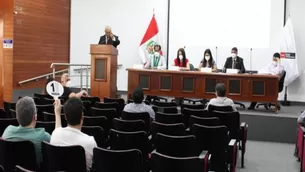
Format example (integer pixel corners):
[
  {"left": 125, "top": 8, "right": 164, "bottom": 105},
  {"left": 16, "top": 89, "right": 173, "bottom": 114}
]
[
  {"left": 206, "top": 97, "right": 237, "bottom": 111},
  {"left": 268, "top": 63, "right": 284, "bottom": 75},
  {"left": 50, "top": 127, "right": 97, "bottom": 170},
  {"left": 144, "top": 54, "right": 166, "bottom": 69}
]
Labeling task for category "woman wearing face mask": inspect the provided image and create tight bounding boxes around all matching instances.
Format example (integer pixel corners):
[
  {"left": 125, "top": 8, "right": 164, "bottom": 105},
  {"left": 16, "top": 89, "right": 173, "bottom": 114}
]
[
  {"left": 172, "top": 48, "right": 190, "bottom": 70},
  {"left": 144, "top": 44, "right": 166, "bottom": 69},
  {"left": 199, "top": 49, "right": 217, "bottom": 72}
]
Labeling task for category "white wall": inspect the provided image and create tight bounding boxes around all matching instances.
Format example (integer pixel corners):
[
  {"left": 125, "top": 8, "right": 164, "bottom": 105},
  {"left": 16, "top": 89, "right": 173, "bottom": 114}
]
[
  {"left": 70, "top": 0, "right": 168, "bottom": 90},
  {"left": 283, "top": 0, "right": 305, "bottom": 102},
  {"left": 70, "top": 0, "right": 305, "bottom": 102}
]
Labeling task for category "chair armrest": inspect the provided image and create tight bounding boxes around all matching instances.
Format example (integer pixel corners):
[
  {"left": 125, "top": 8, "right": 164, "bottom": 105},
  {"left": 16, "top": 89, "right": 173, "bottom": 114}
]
[
  {"left": 148, "top": 135, "right": 152, "bottom": 140},
  {"left": 229, "top": 139, "right": 237, "bottom": 147},
  {"left": 185, "top": 128, "right": 191, "bottom": 135},
  {"left": 227, "top": 139, "right": 238, "bottom": 171},
  {"left": 198, "top": 150, "right": 209, "bottom": 172},
  {"left": 240, "top": 122, "right": 248, "bottom": 141}
]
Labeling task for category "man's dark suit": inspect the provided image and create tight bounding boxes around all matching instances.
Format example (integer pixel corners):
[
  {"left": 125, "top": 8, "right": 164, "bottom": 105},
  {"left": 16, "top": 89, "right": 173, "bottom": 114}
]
[
  {"left": 223, "top": 56, "right": 246, "bottom": 73},
  {"left": 98, "top": 35, "right": 120, "bottom": 48}
]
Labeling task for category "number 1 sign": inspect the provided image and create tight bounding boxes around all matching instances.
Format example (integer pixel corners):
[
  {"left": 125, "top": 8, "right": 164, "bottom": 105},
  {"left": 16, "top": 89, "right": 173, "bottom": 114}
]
[{"left": 46, "top": 81, "right": 64, "bottom": 100}]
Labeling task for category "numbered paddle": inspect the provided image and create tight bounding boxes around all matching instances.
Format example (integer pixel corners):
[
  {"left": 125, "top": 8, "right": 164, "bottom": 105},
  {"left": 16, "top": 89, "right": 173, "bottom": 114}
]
[{"left": 46, "top": 81, "right": 64, "bottom": 100}]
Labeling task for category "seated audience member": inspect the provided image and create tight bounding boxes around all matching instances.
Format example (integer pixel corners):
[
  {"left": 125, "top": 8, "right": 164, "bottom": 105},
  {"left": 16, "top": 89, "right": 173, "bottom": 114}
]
[
  {"left": 172, "top": 48, "right": 190, "bottom": 70},
  {"left": 124, "top": 87, "right": 155, "bottom": 120},
  {"left": 206, "top": 83, "right": 236, "bottom": 111},
  {"left": 199, "top": 49, "right": 217, "bottom": 72},
  {"left": 51, "top": 98, "right": 97, "bottom": 170},
  {"left": 2, "top": 97, "right": 51, "bottom": 165},
  {"left": 223, "top": 47, "right": 245, "bottom": 73},
  {"left": 144, "top": 44, "right": 166, "bottom": 69},
  {"left": 248, "top": 52, "right": 284, "bottom": 109},
  {"left": 61, "top": 73, "right": 88, "bottom": 98},
  {"left": 42, "top": 76, "right": 54, "bottom": 94}
]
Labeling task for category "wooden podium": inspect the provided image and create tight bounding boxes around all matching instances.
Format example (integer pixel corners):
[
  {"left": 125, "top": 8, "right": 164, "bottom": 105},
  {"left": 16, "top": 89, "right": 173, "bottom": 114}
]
[{"left": 90, "top": 44, "right": 118, "bottom": 99}]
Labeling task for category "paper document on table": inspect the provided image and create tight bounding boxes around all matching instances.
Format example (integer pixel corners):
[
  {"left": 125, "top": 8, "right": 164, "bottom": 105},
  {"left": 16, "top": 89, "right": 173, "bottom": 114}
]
[
  {"left": 168, "top": 66, "right": 179, "bottom": 71},
  {"left": 133, "top": 64, "right": 144, "bottom": 69},
  {"left": 226, "top": 69, "right": 238, "bottom": 74},
  {"left": 200, "top": 68, "right": 212, "bottom": 73}
]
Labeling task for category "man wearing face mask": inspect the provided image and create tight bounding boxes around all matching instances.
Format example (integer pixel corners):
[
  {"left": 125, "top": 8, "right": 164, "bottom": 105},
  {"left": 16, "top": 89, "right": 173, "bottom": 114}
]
[
  {"left": 223, "top": 47, "right": 246, "bottom": 73},
  {"left": 144, "top": 44, "right": 166, "bottom": 69},
  {"left": 61, "top": 73, "right": 88, "bottom": 98},
  {"left": 248, "top": 52, "right": 284, "bottom": 109}
]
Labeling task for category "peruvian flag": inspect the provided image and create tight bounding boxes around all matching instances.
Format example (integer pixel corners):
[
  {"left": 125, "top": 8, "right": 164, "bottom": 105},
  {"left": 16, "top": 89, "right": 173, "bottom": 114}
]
[{"left": 139, "top": 14, "right": 162, "bottom": 64}]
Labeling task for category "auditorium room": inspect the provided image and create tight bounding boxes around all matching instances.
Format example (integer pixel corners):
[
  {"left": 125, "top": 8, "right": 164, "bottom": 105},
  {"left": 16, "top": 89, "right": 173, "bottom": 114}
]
[{"left": 0, "top": 0, "right": 305, "bottom": 171}]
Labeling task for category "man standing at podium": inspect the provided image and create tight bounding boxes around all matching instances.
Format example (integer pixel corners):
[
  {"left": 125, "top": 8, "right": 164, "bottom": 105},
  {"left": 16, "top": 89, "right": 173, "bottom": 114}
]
[{"left": 98, "top": 26, "right": 120, "bottom": 48}]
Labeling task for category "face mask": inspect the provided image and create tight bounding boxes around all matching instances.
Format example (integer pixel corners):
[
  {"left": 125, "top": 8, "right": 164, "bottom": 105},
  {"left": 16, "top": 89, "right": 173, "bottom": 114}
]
[
  {"left": 154, "top": 52, "right": 160, "bottom": 57},
  {"left": 205, "top": 56, "right": 210, "bottom": 61},
  {"left": 272, "top": 61, "right": 278, "bottom": 66},
  {"left": 66, "top": 80, "right": 72, "bottom": 87},
  {"left": 179, "top": 55, "right": 183, "bottom": 60},
  {"left": 231, "top": 53, "right": 237, "bottom": 58}
]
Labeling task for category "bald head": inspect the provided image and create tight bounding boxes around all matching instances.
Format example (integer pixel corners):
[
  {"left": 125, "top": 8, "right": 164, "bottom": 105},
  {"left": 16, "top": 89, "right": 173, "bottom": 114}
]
[{"left": 105, "top": 26, "right": 112, "bottom": 37}]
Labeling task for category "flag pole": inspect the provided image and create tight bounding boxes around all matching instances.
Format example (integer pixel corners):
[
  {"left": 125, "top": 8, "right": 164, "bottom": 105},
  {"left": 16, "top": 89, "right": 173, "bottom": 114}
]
[{"left": 282, "top": 0, "right": 290, "bottom": 106}]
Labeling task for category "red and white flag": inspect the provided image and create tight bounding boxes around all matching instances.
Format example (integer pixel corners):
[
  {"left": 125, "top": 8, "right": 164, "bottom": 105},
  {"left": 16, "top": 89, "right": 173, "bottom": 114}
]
[{"left": 139, "top": 15, "right": 162, "bottom": 64}]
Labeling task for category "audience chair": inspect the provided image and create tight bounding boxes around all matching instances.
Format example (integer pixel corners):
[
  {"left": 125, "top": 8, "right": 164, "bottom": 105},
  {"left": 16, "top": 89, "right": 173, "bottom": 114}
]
[
  {"left": 182, "top": 98, "right": 208, "bottom": 105},
  {"left": 4, "top": 101, "right": 16, "bottom": 118},
  {"left": 151, "top": 121, "right": 186, "bottom": 141},
  {"left": 182, "top": 108, "right": 208, "bottom": 128},
  {"left": 95, "top": 102, "right": 120, "bottom": 117},
  {"left": 10, "top": 109, "right": 16, "bottom": 118},
  {"left": 36, "top": 121, "right": 55, "bottom": 135},
  {"left": 91, "top": 148, "right": 144, "bottom": 172},
  {"left": 0, "top": 140, "right": 37, "bottom": 171},
  {"left": 44, "top": 98, "right": 65, "bottom": 105},
  {"left": 0, "top": 109, "right": 5, "bottom": 118},
  {"left": 155, "top": 133, "right": 199, "bottom": 157},
  {"left": 81, "top": 126, "right": 106, "bottom": 148},
  {"left": 82, "top": 101, "right": 92, "bottom": 116},
  {"left": 256, "top": 70, "right": 286, "bottom": 110},
  {"left": 145, "top": 95, "right": 167, "bottom": 104},
  {"left": 153, "top": 100, "right": 177, "bottom": 107},
  {"left": 0, "top": 165, "right": 3, "bottom": 172},
  {"left": 109, "top": 129, "right": 151, "bottom": 160},
  {"left": 121, "top": 111, "right": 151, "bottom": 133},
  {"left": 112, "top": 118, "right": 146, "bottom": 132},
  {"left": 104, "top": 97, "right": 125, "bottom": 116},
  {"left": 42, "top": 141, "right": 86, "bottom": 172},
  {"left": 127, "top": 99, "right": 150, "bottom": 105},
  {"left": 0, "top": 118, "right": 18, "bottom": 136},
  {"left": 191, "top": 124, "right": 237, "bottom": 172},
  {"left": 36, "top": 104, "right": 54, "bottom": 121},
  {"left": 151, "top": 151, "right": 209, "bottom": 172},
  {"left": 43, "top": 112, "right": 67, "bottom": 127},
  {"left": 155, "top": 112, "right": 183, "bottom": 124},
  {"left": 81, "top": 96, "right": 101, "bottom": 106},
  {"left": 181, "top": 103, "right": 205, "bottom": 111},
  {"left": 190, "top": 116, "right": 220, "bottom": 127},
  {"left": 152, "top": 106, "right": 178, "bottom": 114},
  {"left": 91, "top": 107, "right": 116, "bottom": 123},
  {"left": 33, "top": 93, "right": 52, "bottom": 100},
  {"left": 208, "top": 104, "right": 234, "bottom": 112},
  {"left": 209, "top": 110, "right": 248, "bottom": 167},
  {"left": 15, "top": 165, "right": 34, "bottom": 172}
]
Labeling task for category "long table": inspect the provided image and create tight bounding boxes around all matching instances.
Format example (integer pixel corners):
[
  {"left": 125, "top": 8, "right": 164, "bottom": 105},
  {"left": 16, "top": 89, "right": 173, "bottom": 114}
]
[{"left": 127, "top": 68, "right": 279, "bottom": 111}]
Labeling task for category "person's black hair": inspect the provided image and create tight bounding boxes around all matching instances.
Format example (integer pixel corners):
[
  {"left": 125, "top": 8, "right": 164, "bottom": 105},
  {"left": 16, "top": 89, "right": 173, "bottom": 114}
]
[
  {"left": 273, "top": 52, "right": 280, "bottom": 59},
  {"left": 215, "top": 83, "right": 226, "bottom": 97},
  {"left": 202, "top": 49, "right": 214, "bottom": 68},
  {"left": 177, "top": 48, "right": 187, "bottom": 67},
  {"left": 132, "top": 87, "right": 144, "bottom": 104},
  {"left": 64, "top": 97, "right": 83, "bottom": 126},
  {"left": 154, "top": 44, "right": 161, "bottom": 51},
  {"left": 44, "top": 76, "right": 54, "bottom": 94},
  {"left": 231, "top": 47, "right": 238, "bottom": 52}
]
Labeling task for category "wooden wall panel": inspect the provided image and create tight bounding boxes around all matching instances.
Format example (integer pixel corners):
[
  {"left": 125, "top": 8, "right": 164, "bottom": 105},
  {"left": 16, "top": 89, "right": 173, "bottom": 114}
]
[
  {"left": 0, "top": 0, "right": 14, "bottom": 102},
  {"left": 13, "top": 0, "right": 70, "bottom": 89}
]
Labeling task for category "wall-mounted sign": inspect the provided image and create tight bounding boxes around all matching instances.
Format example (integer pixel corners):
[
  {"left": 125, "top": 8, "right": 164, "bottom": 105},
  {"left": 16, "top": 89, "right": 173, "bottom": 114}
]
[{"left": 3, "top": 39, "right": 13, "bottom": 49}]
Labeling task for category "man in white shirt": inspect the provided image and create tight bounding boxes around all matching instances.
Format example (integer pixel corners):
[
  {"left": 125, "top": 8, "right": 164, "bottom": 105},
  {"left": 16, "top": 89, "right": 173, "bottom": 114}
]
[
  {"left": 206, "top": 83, "right": 236, "bottom": 111},
  {"left": 51, "top": 98, "right": 97, "bottom": 170},
  {"left": 248, "top": 52, "right": 284, "bottom": 109},
  {"left": 144, "top": 44, "right": 166, "bottom": 69}
]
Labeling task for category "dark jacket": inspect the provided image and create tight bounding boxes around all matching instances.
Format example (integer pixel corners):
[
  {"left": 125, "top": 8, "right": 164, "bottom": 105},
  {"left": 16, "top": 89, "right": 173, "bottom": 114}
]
[
  {"left": 223, "top": 56, "right": 246, "bottom": 73},
  {"left": 98, "top": 35, "right": 120, "bottom": 48}
]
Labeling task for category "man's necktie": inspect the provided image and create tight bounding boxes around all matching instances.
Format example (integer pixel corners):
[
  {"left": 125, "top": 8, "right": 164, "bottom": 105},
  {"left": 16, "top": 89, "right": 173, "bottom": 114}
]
[{"left": 232, "top": 59, "right": 236, "bottom": 69}]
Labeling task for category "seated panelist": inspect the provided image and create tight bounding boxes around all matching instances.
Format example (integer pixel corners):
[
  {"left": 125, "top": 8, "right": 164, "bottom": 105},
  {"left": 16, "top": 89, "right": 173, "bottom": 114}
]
[
  {"left": 223, "top": 47, "right": 245, "bottom": 73},
  {"left": 199, "top": 49, "right": 217, "bottom": 72},
  {"left": 144, "top": 44, "right": 166, "bottom": 69},
  {"left": 248, "top": 52, "right": 284, "bottom": 109},
  {"left": 172, "top": 48, "right": 190, "bottom": 70}
]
